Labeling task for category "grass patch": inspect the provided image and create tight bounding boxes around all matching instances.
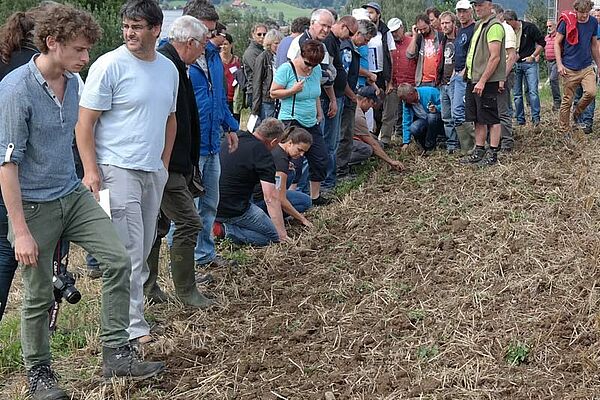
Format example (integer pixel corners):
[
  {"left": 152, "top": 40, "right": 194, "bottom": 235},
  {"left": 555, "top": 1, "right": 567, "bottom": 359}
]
[
  {"left": 506, "top": 342, "right": 530, "bottom": 365},
  {"left": 333, "top": 159, "right": 379, "bottom": 197},
  {"left": 0, "top": 315, "right": 22, "bottom": 374},
  {"left": 417, "top": 345, "right": 439, "bottom": 361},
  {"left": 234, "top": 0, "right": 310, "bottom": 20}
]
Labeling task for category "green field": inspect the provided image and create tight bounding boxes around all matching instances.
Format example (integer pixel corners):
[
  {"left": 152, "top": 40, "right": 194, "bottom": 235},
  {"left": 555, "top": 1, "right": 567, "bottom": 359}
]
[{"left": 233, "top": 0, "right": 311, "bottom": 20}]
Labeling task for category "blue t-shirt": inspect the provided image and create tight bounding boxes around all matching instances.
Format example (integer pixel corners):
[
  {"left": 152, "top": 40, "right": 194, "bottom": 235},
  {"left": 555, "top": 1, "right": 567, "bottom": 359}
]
[
  {"left": 557, "top": 16, "right": 598, "bottom": 71},
  {"left": 274, "top": 62, "right": 322, "bottom": 128},
  {"left": 357, "top": 45, "right": 369, "bottom": 87},
  {"left": 455, "top": 23, "right": 476, "bottom": 72}
]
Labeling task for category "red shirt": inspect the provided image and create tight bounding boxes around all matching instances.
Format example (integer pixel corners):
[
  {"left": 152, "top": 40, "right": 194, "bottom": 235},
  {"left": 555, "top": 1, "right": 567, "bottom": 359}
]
[
  {"left": 391, "top": 34, "right": 416, "bottom": 86},
  {"left": 545, "top": 32, "right": 557, "bottom": 61},
  {"left": 222, "top": 55, "right": 240, "bottom": 102}
]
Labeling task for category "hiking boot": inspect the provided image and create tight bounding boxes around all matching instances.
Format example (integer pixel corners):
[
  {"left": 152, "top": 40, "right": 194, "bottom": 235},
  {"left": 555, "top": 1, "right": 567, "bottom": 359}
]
[
  {"left": 102, "top": 344, "right": 165, "bottom": 381},
  {"left": 478, "top": 150, "right": 498, "bottom": 167},
  {"left": 460, "top": 147, "right": 486, "bottom": 164},
  {"left": 171, "top": 247, "right": 215, "bottom": 309},
  {"left": 27, "top": 364, "right": 68, "bottom": 400}
]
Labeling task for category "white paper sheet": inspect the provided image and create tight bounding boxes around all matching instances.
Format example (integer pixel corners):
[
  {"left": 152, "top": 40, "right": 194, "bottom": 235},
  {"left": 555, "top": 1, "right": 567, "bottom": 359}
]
[
  {"left": 99, "top": 189, "right": 111, "bottom": 219},
  {"left": 247, "top": 114, "right": 259, "bottom": 133}
]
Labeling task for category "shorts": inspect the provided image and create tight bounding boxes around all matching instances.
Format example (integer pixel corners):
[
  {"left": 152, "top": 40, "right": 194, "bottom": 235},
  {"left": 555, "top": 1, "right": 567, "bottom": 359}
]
[{"left": 465, "top": 81, "right": 500, "bottom": 125}]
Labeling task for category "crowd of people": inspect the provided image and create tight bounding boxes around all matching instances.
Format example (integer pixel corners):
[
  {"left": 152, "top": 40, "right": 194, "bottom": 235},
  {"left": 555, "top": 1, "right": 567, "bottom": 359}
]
[{"left": 0, "top": 0, "right": 599, "bottom": 398}]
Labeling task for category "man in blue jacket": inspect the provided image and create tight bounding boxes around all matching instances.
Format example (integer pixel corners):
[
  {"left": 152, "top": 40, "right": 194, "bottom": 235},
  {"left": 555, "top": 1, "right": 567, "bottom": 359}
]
[
  {"left": 397, "top": 83, "right": 443, "bottom": 155},
  {"left": 186, "top": 2, "right": 239, "bottom": 270}
]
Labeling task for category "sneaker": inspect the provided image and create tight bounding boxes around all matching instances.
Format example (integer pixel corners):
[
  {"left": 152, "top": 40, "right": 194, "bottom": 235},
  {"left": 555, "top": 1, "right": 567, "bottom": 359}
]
[
  {"left": 460, "top": 147, "right": 485, "bottom": 164},
  {"left": 27, "top": 364, "right": 68, "bottom": 400},
  {"left": 584, "top": 126, "right": 593, "bottom": 135},
  {"left": 102, "top": 344, "right": 165, "bottom": 381},
  {"left": 198, "top": 255, "right": 236, "bottom": 270},
  {"left": 195, "top": 272, "right": 215, "bottom": 284},
  {"left": 312, "top": 195, "right": 332, "bottom": 206},
  {"left": 478, "top": 150, "right": 498, "bottom": 167}
]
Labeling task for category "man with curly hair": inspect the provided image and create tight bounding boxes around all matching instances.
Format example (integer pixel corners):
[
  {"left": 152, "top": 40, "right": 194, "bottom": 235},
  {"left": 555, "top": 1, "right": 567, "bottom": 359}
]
[{"left": 0, "top": 4, "right": 165, "bottom": 400}]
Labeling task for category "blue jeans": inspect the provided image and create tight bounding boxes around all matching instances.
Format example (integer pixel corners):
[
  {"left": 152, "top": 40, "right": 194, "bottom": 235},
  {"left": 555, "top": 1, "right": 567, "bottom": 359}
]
[
  {"left": 320, "top": 96, "right": 345, "bottom": 190},
  {"left": 439, "top": 83, "right": 460, "bottom": 150},
  {"left": 0, "top": 199, "right": 18, "bottom": 321},
  {"left": 409, "top": 113, "right": 443, "bottom": 151},
  {"left": 513, "top": 61, "right": 541, "bottom": 124},
  {"left": 255, "top": 189, "right": 312, "bottom": 216},
  {"left": 260, "top": 102, "right": 276, "bottom": 121},
  {"left": 194, "top": 154, "right": 221, "bottom": 264},
  {"left": 449, "top": 74, "right": 467, "bottom": 126},
  {"left": 547, "top": 60, "right": 561, "bottom": 107},
  {"left": 217, "top": 203, "right": 279, "bottom": 246},
  {"left": 574, "top": 85, "right": 596, "bottom": 128}
]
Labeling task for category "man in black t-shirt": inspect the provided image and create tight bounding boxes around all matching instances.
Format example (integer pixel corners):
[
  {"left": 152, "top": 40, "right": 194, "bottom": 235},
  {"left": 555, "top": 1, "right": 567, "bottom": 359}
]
[
  {"left": 216, "top": 118, "right": 288, "bottom": 246},
  {"left": 436, "top": 11, "right": 459, "bottom": 153}
]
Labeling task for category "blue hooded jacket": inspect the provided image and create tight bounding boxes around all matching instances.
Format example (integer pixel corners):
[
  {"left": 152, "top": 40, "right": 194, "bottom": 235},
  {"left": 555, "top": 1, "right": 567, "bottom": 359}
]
[
  {"left": 402, "top": 86, "right": 441, "bottom": 143},
  {"left": 189, "top": 41, "right": 239, "bottom": 156}
]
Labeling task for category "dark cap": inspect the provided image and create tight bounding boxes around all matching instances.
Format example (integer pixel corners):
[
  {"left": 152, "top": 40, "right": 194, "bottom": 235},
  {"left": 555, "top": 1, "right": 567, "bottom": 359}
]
[
  {"left": 357, "top": 86, "right": 379, "bottom": 101},
  {"left": 361, "top": 2, "right": 382, "bottom": 14},
  {"left": 470, "top": 0, "right": 491, "bottom": 4}
]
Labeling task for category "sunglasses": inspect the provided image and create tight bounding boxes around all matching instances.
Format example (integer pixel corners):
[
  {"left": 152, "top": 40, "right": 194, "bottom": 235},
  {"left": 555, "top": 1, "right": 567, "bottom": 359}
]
[
  {"left": 303, "top": 59, "right": 318, "bottom": 68},
  {"left": 346, "top": 25, "right": 356, "bottom": 37},
  {"left": 256, "top": 32, "right": 266, "bottom": 37}
]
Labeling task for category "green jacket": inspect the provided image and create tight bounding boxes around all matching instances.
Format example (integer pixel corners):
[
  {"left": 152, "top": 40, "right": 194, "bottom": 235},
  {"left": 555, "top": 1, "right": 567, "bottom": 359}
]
[{"left": 469, "top": 14, "right": 506, "bottom": 83}]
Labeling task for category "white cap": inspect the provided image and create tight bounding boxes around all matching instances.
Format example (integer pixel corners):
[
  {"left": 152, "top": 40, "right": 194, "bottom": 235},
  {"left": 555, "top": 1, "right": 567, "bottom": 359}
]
[
  {"left": 387, "top": 18, "right": 403, "bottom": 32},
  {"left": 455, "top": 0, "right": 472, "bottom": 10},
  {"left": 352, "top": 8, "right": 370, "bottom": 20}
]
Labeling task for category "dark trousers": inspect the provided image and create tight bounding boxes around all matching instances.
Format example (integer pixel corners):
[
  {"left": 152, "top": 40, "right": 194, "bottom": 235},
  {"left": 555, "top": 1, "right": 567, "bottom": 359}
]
[
  {"left": 337, "top": 97, "right": 356, "bottom": 176},
  {"left": 0, "top": 198, "right": 18, "bottom": 321}
]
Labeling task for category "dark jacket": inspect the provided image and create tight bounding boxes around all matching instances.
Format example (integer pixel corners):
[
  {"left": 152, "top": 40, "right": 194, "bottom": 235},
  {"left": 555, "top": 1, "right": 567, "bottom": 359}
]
[
  {"left": 242, "top": 40, "right": 264, "bottom": 92},
  {"left": 252, "top": 49, "right": 276, "bottom": 114},
  {"left": 189, "top": 41, "right": 239, "bottom": 156},
  {"left": 516, "top": 20, "right": 546, "bottom": 61},
  {"left": 157, "top": 42, "right": 200, "bottom": 175},
  {"left": 378, "top": 21, "right": 393, "bottom": 87},
  {"left": 0, "top": 41, "right": 38, "bottom": 81},
  {"left": 323, "top": 31, "right": 347, "bottom": 97},
  {"left": 435, "top": 29, "right": 458, "bottom": 86}
]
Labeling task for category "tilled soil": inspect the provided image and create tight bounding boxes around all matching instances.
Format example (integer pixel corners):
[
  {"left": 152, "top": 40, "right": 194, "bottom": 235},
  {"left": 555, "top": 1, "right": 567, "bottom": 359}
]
[{"left": 2, "top": 119, "right": 600, "bottom": 399}]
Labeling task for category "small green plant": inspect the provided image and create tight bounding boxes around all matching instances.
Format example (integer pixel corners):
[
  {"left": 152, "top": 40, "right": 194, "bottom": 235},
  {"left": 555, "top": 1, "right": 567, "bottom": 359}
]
[
  {"left": 417, "top": 345, "right": 439, "bottom": 361},
  {"left": 407, "top": 171, "right": 436, "bottom": 187},
  {"left": 0, "top": 315, "right": 23, "bottom": 374},
  {"left": 407, "top": 309, "right": 426, "bottom": 323},
  {"left": 506, "top": 342, "right": 530, "bottom": 365},
  {"left": 355, "top": 280, "right": 375, "bottom": 295}
]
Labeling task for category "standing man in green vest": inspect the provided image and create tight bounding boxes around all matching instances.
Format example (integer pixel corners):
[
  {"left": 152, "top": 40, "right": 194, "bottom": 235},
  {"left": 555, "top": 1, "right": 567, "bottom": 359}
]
[{"left": 462, "top": 0, "right": 505, "bottom": 166}]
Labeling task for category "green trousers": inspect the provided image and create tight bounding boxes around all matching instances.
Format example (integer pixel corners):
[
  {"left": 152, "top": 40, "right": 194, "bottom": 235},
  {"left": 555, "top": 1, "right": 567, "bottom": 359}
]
[{"left": 8, "top": 184, "right": 131, "bottom": 368}]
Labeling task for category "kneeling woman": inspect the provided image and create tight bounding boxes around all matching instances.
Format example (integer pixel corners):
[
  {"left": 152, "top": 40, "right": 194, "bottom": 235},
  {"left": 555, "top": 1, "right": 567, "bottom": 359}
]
[{"left": 256, "top": 126, "right": 314, "bottom": 227}]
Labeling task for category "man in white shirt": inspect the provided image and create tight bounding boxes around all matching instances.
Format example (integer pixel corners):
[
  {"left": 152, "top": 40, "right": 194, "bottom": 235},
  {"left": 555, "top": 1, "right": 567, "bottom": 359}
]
[{"left": 76, "top": 0, "right": 178, "bottom": 345}]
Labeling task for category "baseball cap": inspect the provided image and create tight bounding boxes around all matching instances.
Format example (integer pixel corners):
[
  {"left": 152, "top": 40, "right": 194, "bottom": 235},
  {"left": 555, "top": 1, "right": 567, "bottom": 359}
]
[
  {"left": 361, "top": 2, "right": 382, "bottom": 14},
  {"left": 352, "top": 8, "right": 371, "bottom": 20},
  {"left": 455, "top": 0, "right": 472, "bottom": 9},
  {"left": 357, "top": 86, "right": 379, "bottom": 102},
  {"left": 470, "top": 0, "right": 490, "bottom": 4},
  {"left": 387, "top": 17, "right": 403, "bottom": 32}
]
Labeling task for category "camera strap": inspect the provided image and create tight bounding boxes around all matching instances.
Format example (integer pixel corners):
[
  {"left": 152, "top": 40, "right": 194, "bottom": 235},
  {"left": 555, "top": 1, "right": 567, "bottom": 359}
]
[{"left": 48, "top": 240, "right": 68, "bottom": 334}]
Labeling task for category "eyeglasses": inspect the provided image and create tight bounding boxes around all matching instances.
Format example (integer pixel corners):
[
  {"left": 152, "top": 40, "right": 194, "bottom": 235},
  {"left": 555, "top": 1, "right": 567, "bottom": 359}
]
[
  {"left": 122, "top": 23, "right": 149, "bottom": 32},
  {"left": 303, "top": 59, "right": 318, "bottom": 68},
  {"left": 346, "top": 25, "right": 356, "bottom": 37},
  {"left": 190, "top": 36, "right": 204, "bottom": 44},
  {"left": 256, "top": 32, "right": 266, "bottom": 37}
]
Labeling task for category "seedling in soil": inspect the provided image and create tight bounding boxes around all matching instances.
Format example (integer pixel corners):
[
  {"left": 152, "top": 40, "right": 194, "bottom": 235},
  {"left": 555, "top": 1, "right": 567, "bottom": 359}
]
[
  {"left": 387, "top": 283, "right": 412, "bottom": 299},
  {"left": 355, "top": 280, "right": 375, "bottom": 295},
  {"left": 408, "top": 309, "right": 426, "bottom": 323},
  {"left": 408, "top": 171, "right": 436, "bottom": 187},
  {"left": 506, "top": 342, "right": 530, "bottom": 365},
  {"left": 417, "top": 345, "right": 439, "bottom": 361}
]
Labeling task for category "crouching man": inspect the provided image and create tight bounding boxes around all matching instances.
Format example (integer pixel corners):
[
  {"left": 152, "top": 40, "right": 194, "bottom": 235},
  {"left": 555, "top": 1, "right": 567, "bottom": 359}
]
[{"left": 0, "top": 4, "right": 164, "bottom": 400}]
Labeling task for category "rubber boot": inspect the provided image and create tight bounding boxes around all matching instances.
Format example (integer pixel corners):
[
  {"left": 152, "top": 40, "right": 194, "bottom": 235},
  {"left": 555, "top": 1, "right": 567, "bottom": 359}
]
[
  {"left": 102, "top": 344, "right": 164, "bottom": 380},
  {"left": 455, "top": 122, "right": 475, "bottom": 155},
  {"left": 143, "top": 245, "right": 167, "bottom": 304},
  {"left": 170, "top": 247, "right": 215, "bottom": 309}
]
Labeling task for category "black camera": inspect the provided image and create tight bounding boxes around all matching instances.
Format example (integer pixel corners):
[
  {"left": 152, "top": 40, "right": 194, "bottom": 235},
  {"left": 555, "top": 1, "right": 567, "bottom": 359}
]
[{"left": 52, "top": 271, "right": 81, "bottom": 304}]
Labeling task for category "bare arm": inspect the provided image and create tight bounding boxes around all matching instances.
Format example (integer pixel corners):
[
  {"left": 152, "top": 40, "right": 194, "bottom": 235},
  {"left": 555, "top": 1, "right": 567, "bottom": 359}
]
[
  {"left": 75, "top": 107, "right": 102, "bottom": 198},
  {"left": 406, "top": 30, "right": 419, "bottom": 59},
  {"left": 357, "top": 135, "right": 405, "bottom": 171},
  {"left": 0, "top": 164, "right": 38, "bottom": 266},
  {"left": 531, "top": 43, "right": 543, "bottom": 59},
  {"left": 261, "top": 180, "right": 287, "bottom": 241},
  {"left": 554, "top": 32, "right": 566, "bottom": 75},
  {"left": 276, "top": 171, "right": 311, "bottom": 227},
  {"left": 269, "top": 80, "right": 303, "bottom": 100},
  {"left": 506, "top": 47, "right": 518, "bottom": 78},
  {"left": 162, "top": 113, "right": 177, "bottom": 169},
  {"left": 592, "top": 37, "right": 600, "bottom": 72}
]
